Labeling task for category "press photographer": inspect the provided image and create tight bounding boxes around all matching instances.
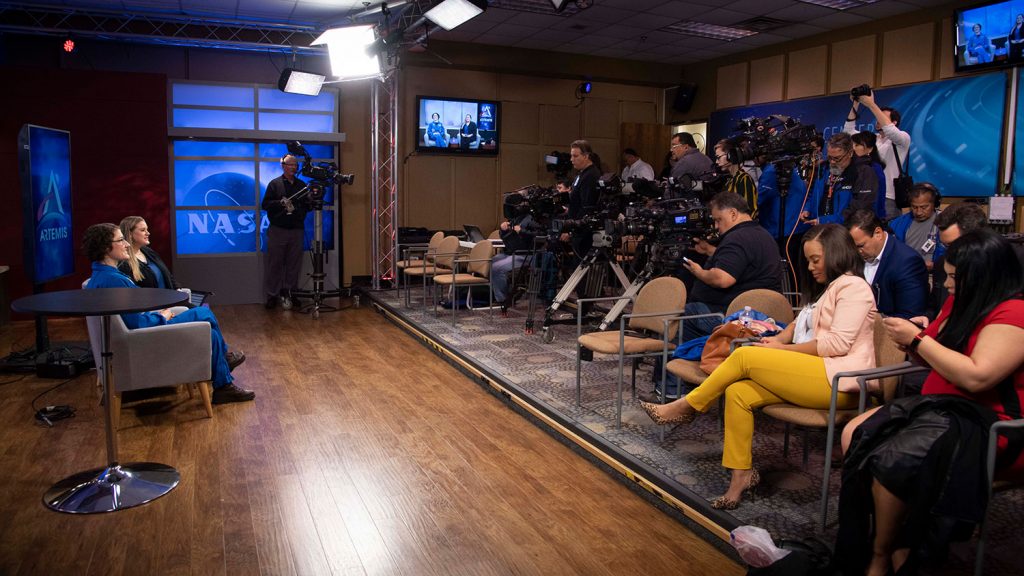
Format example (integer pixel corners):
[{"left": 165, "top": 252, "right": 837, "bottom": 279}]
[{"left": 844, "top": 84, "right": 911, "bottom": 219}]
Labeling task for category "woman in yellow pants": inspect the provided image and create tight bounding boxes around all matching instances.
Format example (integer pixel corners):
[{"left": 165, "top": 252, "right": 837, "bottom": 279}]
[{"left": 641, "top": 224, "right": 877, "bottom": 509}]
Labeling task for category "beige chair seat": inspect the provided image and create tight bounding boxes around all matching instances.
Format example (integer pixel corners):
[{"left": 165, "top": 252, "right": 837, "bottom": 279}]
[
  {"left": 434, "top": 273, "right": 489, "bottom": 286},
  {"left": 578, "top": 331, "right": 669, "bottom": 355},
  {"left": 404, "top": 265, "right": 451, "bottom": 276},
  {"left": 396, "top": 258, "right": 425, "bottom": 269},
  {"left": 761, "top": 403, "right": 858, "bottom": 427},
  {"left": 665, "top": 358, "right": 709, "bottom": 383}
]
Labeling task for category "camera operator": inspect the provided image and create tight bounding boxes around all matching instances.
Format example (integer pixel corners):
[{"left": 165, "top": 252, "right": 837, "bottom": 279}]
[
  {"left": 845, "top": 87, "right": 910, "bottom": 220},
  {"left": 559, "top": 140, "right": 601, "bottom": 251},
  {"left": 682, "top": 192, "right": 783, "bottom": 340},
  {"left": 802, "top": 132, "right": 879, "bottom": 226},
  {"left": 621, "top": 148, "right": 655, "bottom": 182},
  {"left": 713, "top": 138, "right": 758, "bottom": 220},
  {"left": 262, "top": 154, "right": 309, "bottom": 310},
  {"left": 492, "top": 213, "right": 538, "bottom": 308},
  {"left": 669, "top": 132, "right": 713, "bottom": 198}
]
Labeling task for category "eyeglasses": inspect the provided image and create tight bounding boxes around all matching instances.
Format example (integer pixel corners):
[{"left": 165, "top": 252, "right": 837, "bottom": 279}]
[
  {"left": 827, "top": 151, "right": 850, "bottom": 163},
  {"left": 670, "top": 143, "right": 682, "bottom": 149},
  {"left": 282, "top": 163, "right": 298, "bottom": 167},
  {"left": 112, "top": 237, "right": 129, "bottom": 244}
]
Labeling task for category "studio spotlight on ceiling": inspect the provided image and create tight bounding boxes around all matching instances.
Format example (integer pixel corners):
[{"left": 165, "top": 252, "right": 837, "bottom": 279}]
[
  {"left": 312, "top": 24, "right": 381, "bottom": 81},
  {"left": 578, "top": 81, "right": 592, "bottom": 95},
  {"left": 424, "top": 0, "right": 488, "bottom": 31},
  {"left": 278, "top": 68, "right": 327, "bottom": 96}
]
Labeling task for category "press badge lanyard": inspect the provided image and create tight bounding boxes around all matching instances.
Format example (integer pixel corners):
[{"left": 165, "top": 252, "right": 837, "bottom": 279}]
[{"left": 921, "top": 224, "right": 938, "bottom": 254}]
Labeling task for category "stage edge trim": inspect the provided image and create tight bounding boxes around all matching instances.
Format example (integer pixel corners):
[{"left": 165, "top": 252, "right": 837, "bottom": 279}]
[{"left": 372, "top": 300, "right": 731, "bottom": 543}]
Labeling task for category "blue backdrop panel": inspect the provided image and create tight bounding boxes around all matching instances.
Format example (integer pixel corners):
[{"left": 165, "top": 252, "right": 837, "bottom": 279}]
[
  {"left": 257, "top": 209, "right": 335, "bottom": 253},
  {"left": 1013, "top": 68, "right": 1024, "bottom": 196},
  {"left": 175, "top": 162, "right": 256, "bottom": 207},
  {"left": 709, "top": 73, "right": 1007, "bottom": 197},
  {"left": 175, "top": 209, "right": 258, "bottom": 254}
]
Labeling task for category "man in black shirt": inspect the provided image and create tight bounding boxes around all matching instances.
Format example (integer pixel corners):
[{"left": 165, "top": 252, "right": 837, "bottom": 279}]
[
  {"left": 561, "top": 139, "right": 601, "bottom": 255},
  {"left": 682, "top": 192, "right": 783, "bottom": 339},
  {"left": 261, "top": 154, "right": 308, "bottom": 309}
]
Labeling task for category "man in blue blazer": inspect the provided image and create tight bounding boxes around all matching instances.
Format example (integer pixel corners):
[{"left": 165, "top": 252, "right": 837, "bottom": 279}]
[{"left": 845, "top": 209, "right": 929, "bottom": 319}]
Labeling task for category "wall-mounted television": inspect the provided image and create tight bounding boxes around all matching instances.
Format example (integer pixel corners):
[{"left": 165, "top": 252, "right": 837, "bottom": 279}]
[
  {"left": 19, "top": 124, "right": 74, "bottom": 285},
  {"left": 415, "top": 96, "right": 499, "bottom": 155},
  {"left": 954, "top": 0, "right": 1024, "bottom": 72}
]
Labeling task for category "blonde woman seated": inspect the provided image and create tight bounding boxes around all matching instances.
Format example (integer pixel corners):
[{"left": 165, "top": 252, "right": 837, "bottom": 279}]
[{"left": 640, "top": 223, "right": 876, "bottom": 509}]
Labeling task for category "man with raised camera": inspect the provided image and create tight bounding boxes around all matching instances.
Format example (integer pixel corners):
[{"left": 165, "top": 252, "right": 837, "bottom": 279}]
[
  {"left": 668, "top": 132, "right": 713, "bottom": 198},
  {"left": 682, "top": 192, "right": 782, "bottom": 340},
  {"left": 262, "top": 154, "right": 308, "bottom": 310},
  {"left": 844, "top": 85, "right": 911, "bottom": 220}
]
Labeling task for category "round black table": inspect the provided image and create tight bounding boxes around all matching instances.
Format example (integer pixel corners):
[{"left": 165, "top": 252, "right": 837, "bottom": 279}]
[{"left": 13, "top": 287, "right": 189, "bottom": 514}]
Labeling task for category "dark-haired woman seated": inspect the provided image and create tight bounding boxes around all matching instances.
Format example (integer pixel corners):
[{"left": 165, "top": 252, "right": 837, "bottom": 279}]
[
  {"left": 82, "top": 223, "right": 255, "bottom": 405},
  {"left": 640, "top": 224, "right": 876, "bottom": 509},
  {"left": 836, "top": 229, "right": 1024, "bottom": 576}
]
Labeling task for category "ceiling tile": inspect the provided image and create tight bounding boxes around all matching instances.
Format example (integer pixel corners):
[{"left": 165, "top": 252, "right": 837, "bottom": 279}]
[
  {"left": 618, "top": 13, "right": 684, "bottom": 29},
  {"left": 569, "top": 6, "right": 637, "bottom": 25},
  {"left": 596, "top": 0, "right": 666, "bottom": 11},
  {"left": 806, "top": 11, "right": 873, "bottom": 29},
  {"left": 770, "top": 4, "right": 836, "bottom": 21},
  {"left": 848, "top": 1, "right": 921, "bottom": 20},
  {"left": 730, "top": 31, "right": 789, "bottom": 46},
  {"left": 697, "top": 8, "right": 763, "bottom": 26},
  {"left": 487, "top": 23, "right": 546, "bottom": 37},
  {"left": 473, "top": 7, "right": 521, "bottom": 23},
  {"left": 772, "top": 23, "right": 829, "bottom": 39},
  {"left": 599, "top": 25, "right": 656, "bottom": 40},
  {"left": 501, "top": 12, "right": 566, "bottom": 28},
  {"left": 525, "top": 28, "right": 586, "bottom": 42},
  {"left": 647, "top": 3, "right": 714, "bottom": 20}
]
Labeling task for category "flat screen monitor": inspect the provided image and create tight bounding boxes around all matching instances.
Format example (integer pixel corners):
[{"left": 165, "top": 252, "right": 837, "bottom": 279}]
[
  {"left": 954, "top": 0, "right": 1024, "bottom": 72},
  {"left": 18, "top": 124, "right": 74, "bottom": 285},
  {"left": 416, "top": 96, "right": 499, "bottom": 155}
]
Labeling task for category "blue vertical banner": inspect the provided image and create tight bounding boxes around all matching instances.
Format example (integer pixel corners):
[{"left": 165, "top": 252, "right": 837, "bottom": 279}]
[
  {"left": 1012, "top": 68, "right": 1024, "bottom": 195},
  {"left": 709, "top": 72, "right": 1007, "bottom": 197},
  {"left": 19, "top": 125, "right": 74, "bottom": 284},
  {"left": 478, "top": 102, "right": 496, "bottom": 131}
]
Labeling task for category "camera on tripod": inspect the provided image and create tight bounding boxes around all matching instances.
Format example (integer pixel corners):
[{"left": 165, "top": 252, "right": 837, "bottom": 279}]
[
  {"left": 544, "top": 151, "right": 572, "bottom": 178},
  {"left": 734, "top": 115, "right": 817, "bottom": 163},
  {"left": 286, "top": 141, "right": 354, "bottom": 207}
]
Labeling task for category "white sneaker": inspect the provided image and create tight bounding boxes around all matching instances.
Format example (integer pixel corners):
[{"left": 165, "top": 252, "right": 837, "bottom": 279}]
[{"left": 281, "top": 296, "right": 293, "bottom": 310}]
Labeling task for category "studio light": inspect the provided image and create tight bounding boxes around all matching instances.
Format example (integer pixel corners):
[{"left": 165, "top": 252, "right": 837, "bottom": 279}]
[
  {"left": 278, "top": 68, "right": 327, "bottom": 96},
  {"left": 312, "top": 25, "right": 381, "bottom": 80},
  {"left": 578, "top": 81, "right": 592, "bottom": 94},
  {"left": 424, "top": 0, "right": 487, "bottom": 31}
]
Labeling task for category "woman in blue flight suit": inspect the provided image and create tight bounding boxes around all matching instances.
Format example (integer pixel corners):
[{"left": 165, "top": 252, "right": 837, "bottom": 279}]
[{"left": 426, "top": 112, "right": 447, "bottom": 147}]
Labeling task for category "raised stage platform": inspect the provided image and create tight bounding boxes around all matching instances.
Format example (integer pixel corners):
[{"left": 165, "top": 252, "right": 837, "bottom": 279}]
[{"left": 367, "top": 287, "right": 1023, "bottom": 574}]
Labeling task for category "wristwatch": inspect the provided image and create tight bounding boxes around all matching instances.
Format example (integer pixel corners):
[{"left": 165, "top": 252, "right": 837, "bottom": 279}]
[{"left": 908, "top": 330, "right": 926, "bottom": 352}]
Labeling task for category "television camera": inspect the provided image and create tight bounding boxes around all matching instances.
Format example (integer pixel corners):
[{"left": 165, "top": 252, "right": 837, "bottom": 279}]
[
  {"left": 734, "top": 115, "right": 817, "bottom": 164},
  {"left": 286, "top": 141, "right": 354, "bottom": 206},
  {"left": 503, "top": 185, "right": 569, "bottom": 224},
  {"left": 544, "top": 151, "right": 572, "bottom": 179}
]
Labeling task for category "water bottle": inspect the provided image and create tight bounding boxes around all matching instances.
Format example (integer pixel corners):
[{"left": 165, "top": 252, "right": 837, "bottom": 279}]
[{"left": 739, "top": 306, "right": 753, "bottom": 329}]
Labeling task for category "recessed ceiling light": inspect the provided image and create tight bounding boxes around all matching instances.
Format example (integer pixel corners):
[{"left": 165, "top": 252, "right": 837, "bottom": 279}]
[{"left": 663, "top": 21, "right": 758, "bottom": 41}]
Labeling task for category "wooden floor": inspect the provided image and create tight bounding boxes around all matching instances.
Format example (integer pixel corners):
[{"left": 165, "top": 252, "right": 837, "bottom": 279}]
[{"left": 0, "top": 302, "right": 742, "bottom": 576}]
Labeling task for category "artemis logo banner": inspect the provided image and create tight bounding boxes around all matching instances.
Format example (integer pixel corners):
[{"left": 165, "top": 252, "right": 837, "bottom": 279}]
[{"left": 26, "top": 126, "right": 74, "bottom": 283}]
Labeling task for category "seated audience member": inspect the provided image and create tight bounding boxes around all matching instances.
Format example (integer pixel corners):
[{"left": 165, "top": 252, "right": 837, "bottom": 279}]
[
  {"left": 845, "top": 209, "right": 928, "bottom": 320},
  {"left": 641, "top": 224, "right": 876, "bottom": 509},
  {"left": 836, "top": 229, "right": 1024, "bottom": 576},
  {"left": 492, "top": 213, "right": 537, "bottom": 310},
  {"left": 681, "top": 192, "right": 782, "bottom": 340},
  {"left": 888, "top": 182, "right": 943, "bottom": 270},
  {"left": 83, "top": 223, "right": 255, "bottom": 405},
  {"left": 118, "top": 216, "right": 185, "bottom": 291},
  {"left": 850, "top": 131, "right": 888, "bottom": 220},
  {"left": 930, "top": 202, "right": 1024, "bottom": 316},
  {"left": 967, "top": 23, "right": 995, "bottom": 64}
]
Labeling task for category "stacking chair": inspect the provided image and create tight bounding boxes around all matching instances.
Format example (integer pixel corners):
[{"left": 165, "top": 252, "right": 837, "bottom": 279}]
[
  {"left": 575, "top": 277, "right": 686, "bottom": 427},
  {"left": 661, "top": 289, "right": 795, "bottom": 403},
  {"left": 402, "top": 235, "right": 459, "bottom": 307},
  {"left": 397, "top": 231, "right": 444, "bottom": 271},
  {"left": 432, "top": 239, "right": 494, "bottom": 325},
  {"left": 487, "top": 229, "right": 501, "bottom": 240},
  {"left": 758, "top": 316, "right": 909, "bottom": 531}
]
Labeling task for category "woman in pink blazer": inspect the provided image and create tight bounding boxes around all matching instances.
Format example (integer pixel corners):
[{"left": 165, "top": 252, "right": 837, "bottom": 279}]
[{"left": 641, "top": 224, "right": 876, "bottom": 509}]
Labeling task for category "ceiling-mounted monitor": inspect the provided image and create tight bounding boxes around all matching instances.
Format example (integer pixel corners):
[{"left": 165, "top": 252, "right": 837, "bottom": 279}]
[{"left": 954, "top": 0, "right": 1024, "bottom": 72}]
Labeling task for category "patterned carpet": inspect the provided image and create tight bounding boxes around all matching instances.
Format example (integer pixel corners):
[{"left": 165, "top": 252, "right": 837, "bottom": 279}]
[{"left": 369, "top": 287, "right": 1023, "bottom": 574}]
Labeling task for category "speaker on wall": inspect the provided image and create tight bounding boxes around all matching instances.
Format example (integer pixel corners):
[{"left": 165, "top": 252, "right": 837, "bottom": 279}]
[{"left": 673, "top": 83, "right": 698, "bottom": 114}]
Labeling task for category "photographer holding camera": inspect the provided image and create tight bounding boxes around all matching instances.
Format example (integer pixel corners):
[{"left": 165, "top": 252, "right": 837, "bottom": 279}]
[
  {"left": 844, "top": 85, "right": 911, "bottom": 220},
  {"left": 262, "top": 154, "right": 309, "bottom": 310}
]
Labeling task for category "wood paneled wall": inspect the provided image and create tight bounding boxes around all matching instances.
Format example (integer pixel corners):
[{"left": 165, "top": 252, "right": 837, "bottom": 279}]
[{"left": 400, "top": 67, "right": 661, "bottom": 234}]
